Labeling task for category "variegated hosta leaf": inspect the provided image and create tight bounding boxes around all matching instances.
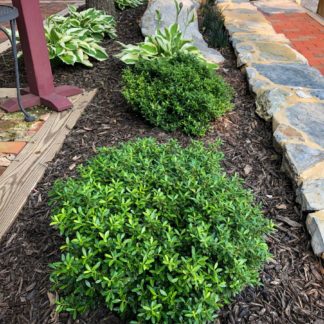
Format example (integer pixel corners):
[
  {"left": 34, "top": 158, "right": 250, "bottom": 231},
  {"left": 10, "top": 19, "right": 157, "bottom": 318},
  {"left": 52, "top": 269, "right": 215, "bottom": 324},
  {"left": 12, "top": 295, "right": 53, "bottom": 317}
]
[
  {"left": 117, "top": 23, "right": 215, "bottom": 68},
  {"left": 67, "top": 5, "right": 117, "bottom": 40},
  {"left": 42, "top": 7, "right": 112, "bottom": 67},
  {"left": 115, "top": 0, "right": 144, "bottom": 10}
]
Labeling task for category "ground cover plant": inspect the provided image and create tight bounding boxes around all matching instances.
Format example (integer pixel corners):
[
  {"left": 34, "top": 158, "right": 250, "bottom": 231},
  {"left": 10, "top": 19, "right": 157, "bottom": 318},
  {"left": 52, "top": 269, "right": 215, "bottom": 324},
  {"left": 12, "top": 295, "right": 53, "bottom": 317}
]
[
  {"left": 49, "top": 138, "right": 273, "bottom": 322},
  {"left": 122, "top": 53, "right": 233, "bottom": 136}
]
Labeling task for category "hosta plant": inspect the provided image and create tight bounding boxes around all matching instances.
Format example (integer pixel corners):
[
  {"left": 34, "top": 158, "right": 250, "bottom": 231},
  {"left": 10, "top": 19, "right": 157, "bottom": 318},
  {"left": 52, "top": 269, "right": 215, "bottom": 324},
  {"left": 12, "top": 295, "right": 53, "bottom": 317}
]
[
  {"left": 67, "top": 5, "right": 117, "bottom": 41},
  {"left": 115, "top": 0, "right": 144, "bottom": 10},
  {"left": 49, "top": 138, "right": 273, "bottom": 322},
  {"left": 116, "top": 0, "right": 215, "bottom": 68},
  {"left": 45, "top": 15, "right": 108, "bottom": 66},
  {"left": 116, "top": 23, "right": 205, "bottom": 65},
  {"left": 122, "top": 53, "right": 233, "bottom": 136}
]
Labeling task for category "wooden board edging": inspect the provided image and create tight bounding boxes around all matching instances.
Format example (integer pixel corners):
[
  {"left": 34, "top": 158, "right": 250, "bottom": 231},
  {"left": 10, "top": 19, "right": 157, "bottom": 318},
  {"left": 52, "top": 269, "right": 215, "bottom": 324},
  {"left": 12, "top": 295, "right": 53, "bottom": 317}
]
[{"left": 0, "top": 89, "right": 97, "bottom": 240}]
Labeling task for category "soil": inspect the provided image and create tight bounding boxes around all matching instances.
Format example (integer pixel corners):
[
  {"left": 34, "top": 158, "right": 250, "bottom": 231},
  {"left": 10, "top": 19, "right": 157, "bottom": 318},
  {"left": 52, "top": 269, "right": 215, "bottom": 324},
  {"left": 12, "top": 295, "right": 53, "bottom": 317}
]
[{"left": 0, "top": 4, "right": 323, "bottom": 324}]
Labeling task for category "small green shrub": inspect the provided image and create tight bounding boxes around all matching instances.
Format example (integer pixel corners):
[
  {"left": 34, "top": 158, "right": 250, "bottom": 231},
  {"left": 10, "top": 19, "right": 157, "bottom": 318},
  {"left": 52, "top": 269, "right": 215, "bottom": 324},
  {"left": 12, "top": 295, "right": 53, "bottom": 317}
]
[
  {"left": 49, "top": 138, "right": 273, "bottom": 323},
  {"left": 115, "top": 0, "right": 144, "bottom": 10},
  {"left": 122, "top": 53, "right": 233, "bottom": 136}
]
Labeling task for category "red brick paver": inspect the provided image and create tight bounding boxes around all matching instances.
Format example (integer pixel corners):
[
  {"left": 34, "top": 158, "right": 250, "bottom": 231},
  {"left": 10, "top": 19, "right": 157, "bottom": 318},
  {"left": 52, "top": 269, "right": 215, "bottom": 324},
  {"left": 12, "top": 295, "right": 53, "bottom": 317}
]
[
  {"left": 265, "top": 13, "right": 324, "bottom": 75},
  {"left": 0, "top": 141, "right": 26, "bottom": 154}
]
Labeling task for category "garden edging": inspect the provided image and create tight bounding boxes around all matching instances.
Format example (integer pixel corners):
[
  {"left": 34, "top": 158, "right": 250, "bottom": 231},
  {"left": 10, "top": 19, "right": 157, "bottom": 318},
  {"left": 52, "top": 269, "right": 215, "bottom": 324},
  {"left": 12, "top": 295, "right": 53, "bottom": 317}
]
[{"left": 218, "top": 0, "right": 324, "bottom": 257}]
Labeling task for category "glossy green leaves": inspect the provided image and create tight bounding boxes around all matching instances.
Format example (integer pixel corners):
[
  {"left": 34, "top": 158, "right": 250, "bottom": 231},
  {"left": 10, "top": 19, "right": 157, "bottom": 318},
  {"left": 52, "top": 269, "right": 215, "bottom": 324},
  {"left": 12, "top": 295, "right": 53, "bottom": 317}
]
[
  {"left": 122, "top": 54, "right": 233, "bottom": 136},
  {"left": 49, "top": 138, "right": 273, "bottom": 322}
]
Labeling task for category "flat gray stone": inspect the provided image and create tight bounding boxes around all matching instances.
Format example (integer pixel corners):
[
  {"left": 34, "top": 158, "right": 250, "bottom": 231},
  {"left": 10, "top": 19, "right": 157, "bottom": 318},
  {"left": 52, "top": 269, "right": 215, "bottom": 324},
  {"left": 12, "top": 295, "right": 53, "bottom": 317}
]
[
  {"left": 141, "top": 0, "right": 224, "bottom": 63},
  {"left": 311, "top": 89, "right": 324, "bottom": 100},
  {"left": 245, "top": 66, "right": 272, "bottom": 94},
  {"left": 253, "top": 0, "right": 305, "bottom": 14},
  {"left": 230, "top": 32, "right": 290, "bottom": 47},
  {"left": 297, "top": 179, "right": 324, "bottom": 211},
  {"left": 306, "top": 211, "right": 324, "bottom": 256},
  {"left": 285, "top": 103, "right": 324, "bottom": 147},
  {"left": 236, "top": 42, "right": 307, "bottom": 67},
  {"left": 282, "top": 144, "right": 324, "bottom": 181},
  {"left": 253, "top": 63, "right": 324, "bottom": 90},
  {"left": 301, "top": 0, "right": 320, "bottom": 13},
  {"left": 256, "top": 87, "right": 291, "bottom": 121},
  {"left": 273, "top": 124, "right": 305, "bottom": 152}
]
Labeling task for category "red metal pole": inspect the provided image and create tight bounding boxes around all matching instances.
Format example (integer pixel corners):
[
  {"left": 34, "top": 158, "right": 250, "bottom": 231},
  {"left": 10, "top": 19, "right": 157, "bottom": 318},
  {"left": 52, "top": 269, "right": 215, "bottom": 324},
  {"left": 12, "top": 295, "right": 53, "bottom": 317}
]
[{"left": 2, "top": 0, "right": 82, "bottom": 113}]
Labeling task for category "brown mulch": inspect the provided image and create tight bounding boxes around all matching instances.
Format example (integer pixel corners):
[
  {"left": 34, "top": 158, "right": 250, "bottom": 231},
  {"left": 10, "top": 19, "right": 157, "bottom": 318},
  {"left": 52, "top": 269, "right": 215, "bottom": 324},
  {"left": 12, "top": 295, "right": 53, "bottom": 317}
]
[{"left": 0, "top": 4, "right": 323, "bottom": 324}]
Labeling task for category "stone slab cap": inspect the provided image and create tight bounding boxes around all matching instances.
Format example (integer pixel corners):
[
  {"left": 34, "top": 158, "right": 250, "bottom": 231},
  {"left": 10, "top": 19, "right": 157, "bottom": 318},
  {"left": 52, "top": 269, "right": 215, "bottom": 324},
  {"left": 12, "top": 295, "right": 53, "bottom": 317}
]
[
  {"left": 282, "top": 144, "right": 324, "bottom": 184},
  {"left": 230, "top": 32, "right": 290, "bottom": 48},
  {"left": 274, "top": 124, "right": 306, "bottom": 152},
  {"left": 141, "top": 0, "right": 224, "bottom": 63},
  {"left": 284, "top": 103, "right": 324, "bottom": 148},
  {"left": 253, "top": 0, "right": 305, "bottom": 14},
  {"left": 224, "top": 15, "right": 276, "bottom": 35},
  {"left": 306, "top": 211, "right": 324, "bottom": 257},
  {"left": 252, "top": 63, "right": 324, "bottom": 90},
  {"left": 235, "top": 42, "right": 308, "bottom": 67},
  {"left": 297, "top": 179, "right": 324, "bottom": 211}
]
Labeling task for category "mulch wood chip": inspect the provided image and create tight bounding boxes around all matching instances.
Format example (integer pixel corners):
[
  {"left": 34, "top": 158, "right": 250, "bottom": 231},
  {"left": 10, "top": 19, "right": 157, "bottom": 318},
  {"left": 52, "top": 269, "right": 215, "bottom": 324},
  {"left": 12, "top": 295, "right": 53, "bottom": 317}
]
[{"left": 0, "top": 4, "right": 323, "bottom": 324}]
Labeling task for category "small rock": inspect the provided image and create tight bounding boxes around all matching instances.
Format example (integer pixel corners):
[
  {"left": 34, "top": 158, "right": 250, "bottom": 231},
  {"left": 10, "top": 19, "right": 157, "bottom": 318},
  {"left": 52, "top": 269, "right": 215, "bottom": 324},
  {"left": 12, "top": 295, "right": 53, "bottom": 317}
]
[
  {"left": 256, "top": 87, "right": 291, "bottom": 121},
  {"left": 244, "top": 164, "right": 252, "bottom": 175},
  {"left": 0, "top": 154, "right": 14, "bottom": 167},
  {"left": 297, "top": 179, "right": 324, "bottom": 211},
  {"left": 306, "top": 211, "right": 324, "bottom": 257},
  {"left": 282, "top": 144, "right": 324, "bottom": 183},
  {"left": 295, "top": 90, "right": 312, "bottom": 99}
]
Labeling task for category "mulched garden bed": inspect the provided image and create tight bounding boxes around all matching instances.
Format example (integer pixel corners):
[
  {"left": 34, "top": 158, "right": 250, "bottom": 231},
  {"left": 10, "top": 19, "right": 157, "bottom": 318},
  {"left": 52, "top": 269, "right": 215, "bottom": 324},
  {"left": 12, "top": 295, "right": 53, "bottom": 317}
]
[{"left": 0, "top": 4, "right": 323, "bottom": 324}]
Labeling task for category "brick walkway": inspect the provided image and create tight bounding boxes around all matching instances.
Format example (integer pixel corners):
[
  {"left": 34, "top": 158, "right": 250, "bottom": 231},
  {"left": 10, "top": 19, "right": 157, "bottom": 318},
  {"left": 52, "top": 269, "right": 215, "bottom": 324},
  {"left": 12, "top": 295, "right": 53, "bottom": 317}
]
[{"left": 265, "top": 13, "right": 324, "bottom": 75}]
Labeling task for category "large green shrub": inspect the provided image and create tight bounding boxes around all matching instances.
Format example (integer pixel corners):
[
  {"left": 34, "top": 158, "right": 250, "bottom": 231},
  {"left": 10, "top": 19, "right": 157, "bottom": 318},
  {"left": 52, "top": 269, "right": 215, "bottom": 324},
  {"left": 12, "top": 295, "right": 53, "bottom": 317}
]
[
  {"left": 50, "top": 138, "right": 273, "bottom": 323},
  {"left": 122, "top": 54, "right": 233, "bottom": 136}
]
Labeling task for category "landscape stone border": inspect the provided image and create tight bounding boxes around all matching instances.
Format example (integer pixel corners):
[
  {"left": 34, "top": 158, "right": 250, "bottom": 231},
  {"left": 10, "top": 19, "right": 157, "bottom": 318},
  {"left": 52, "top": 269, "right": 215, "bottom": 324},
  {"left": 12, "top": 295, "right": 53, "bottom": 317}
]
[{"left": 218, "top": 0, "right": 324, "bottom": 257}]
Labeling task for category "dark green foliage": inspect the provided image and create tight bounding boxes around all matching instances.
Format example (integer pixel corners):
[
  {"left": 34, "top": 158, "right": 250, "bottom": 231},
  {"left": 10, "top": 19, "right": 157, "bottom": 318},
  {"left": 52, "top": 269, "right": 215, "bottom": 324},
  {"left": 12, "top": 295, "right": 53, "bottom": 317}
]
[
  {"left": 202, "top": 2, "right": 229, "bottom": 49},
  {"left": 49, "top": 138, "right": 273, "bottom": 322},
  {"left": 122, "top": 54, "right": 233, "bottom": 136}
]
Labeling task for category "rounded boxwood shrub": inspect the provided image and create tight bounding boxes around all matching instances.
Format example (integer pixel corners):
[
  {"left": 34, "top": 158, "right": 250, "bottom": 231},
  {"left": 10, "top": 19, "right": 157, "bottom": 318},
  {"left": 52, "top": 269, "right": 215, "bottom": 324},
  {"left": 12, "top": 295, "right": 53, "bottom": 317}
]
[
  {"left": 121, "top": 54, "right": 234, "bottom": 136},
  {"left": 49, "top": 138, "right": 273, "bottom": 322}
]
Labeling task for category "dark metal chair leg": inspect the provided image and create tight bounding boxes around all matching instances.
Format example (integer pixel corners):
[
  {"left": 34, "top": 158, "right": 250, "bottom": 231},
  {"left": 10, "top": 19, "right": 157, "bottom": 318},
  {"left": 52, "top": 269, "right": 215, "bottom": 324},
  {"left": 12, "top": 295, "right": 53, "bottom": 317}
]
[{"left": 9, "top": 19, "right": 35, "bottom": 122}]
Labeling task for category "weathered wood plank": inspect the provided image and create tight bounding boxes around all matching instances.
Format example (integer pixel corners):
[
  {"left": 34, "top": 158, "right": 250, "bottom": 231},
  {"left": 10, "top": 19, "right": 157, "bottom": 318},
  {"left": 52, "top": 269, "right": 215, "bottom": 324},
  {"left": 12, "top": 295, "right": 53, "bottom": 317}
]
[
  {"left": 0, "top": 88, "right": 17, "bottom": 99},
  {"left": 0, "top": 90, "right": 97, "bottom": 240}
]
